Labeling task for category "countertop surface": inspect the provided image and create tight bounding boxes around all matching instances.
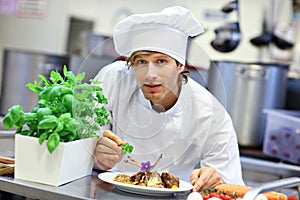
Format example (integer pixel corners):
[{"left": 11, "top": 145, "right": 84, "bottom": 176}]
[
  {"left": 0, "top": 171, "right": 189, "bottom": 200},
  {"left": 1, "top": 156, "right": 300, "bottom": 200}
]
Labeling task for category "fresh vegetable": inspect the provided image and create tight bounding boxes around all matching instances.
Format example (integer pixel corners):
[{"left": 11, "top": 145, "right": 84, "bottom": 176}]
[
  {"left": 199, "top": 184, "right": 287, "bottom": 200},
  {"left": 3, "top": 65, "right": 110, "bottom": 153}
]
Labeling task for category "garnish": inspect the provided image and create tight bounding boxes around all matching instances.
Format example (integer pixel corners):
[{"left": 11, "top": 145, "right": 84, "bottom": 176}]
[
  {"left": 124, "top": 154, "right": 162, "bottom": 172},
  {"left": 171, "top": 185, "right": 179, "bottom": 189},
  {"left": 121, "top": 143, "right": 134, "bottom": 154},
  {"left": 140, "top": 161, "right": 152, "bottom": 172}
]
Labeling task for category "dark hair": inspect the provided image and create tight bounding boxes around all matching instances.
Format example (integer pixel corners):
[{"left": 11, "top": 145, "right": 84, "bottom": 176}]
[{"left": 126, "top": 51, "right": 189, "bottom": 84}]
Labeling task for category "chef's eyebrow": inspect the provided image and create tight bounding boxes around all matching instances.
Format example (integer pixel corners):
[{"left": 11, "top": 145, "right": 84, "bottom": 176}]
[{"left": 136, "top": 54, "right": 170, "bottom": 59}]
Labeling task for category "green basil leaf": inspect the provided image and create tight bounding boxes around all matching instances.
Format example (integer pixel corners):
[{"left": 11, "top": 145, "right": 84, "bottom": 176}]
[
  {"left": 39, "top": 132, "right": 48, "bottom": 145},
  {"left": 47, "top": 132, "right": 60, "bottom": 153},
  {"left": 38, "top": 115, "right": 58, "bottom": 130},
  {"left": 55, "top": 122, "right": 64, "bottom": 132},
  {"left": 62, "top": 94, "right": 73, "bottom": 114},
  {"left": 49, "top": 70, "right": 64, "bottom": 84},
  {"left": 58, "top": 113, "right": 72, "bottom": 124},
  {"left": 3, "top": 105, "right": 23, "bottom": 129},
  {"left": 23, "top": 112, "right": 37, "bottom": 121},
  {"left": 38, "top": 74, "right": 51, "bottom": 87},
  {"left": 26, "top": 83, "right": 43, "bottom": 94},
  {"left": 75, "top": 72, "right": 85, "bottom": 83},
  {"left": 66, "top": 71, "right": 76, "bottom": 85},
  {"left": 3, "top": 113, "right": 14, "bottom": 130},
  {"left": 37, "top": 107, "right": 52, "bottom": 121}
]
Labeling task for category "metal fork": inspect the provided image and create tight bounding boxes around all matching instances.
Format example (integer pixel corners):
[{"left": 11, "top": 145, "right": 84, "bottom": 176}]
[{"left": 243, "top": 177, "right": 300, "bottom": 200}]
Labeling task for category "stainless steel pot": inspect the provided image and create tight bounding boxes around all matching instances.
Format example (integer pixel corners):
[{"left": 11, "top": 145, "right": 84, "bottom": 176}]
[{"left": 207, "top": 61, "right": 288, "bottom": 147}]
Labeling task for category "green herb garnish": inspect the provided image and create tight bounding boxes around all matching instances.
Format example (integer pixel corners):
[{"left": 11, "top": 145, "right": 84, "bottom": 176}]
[{"left": 121, "top": 143, "right": 134, "bottom": 154}]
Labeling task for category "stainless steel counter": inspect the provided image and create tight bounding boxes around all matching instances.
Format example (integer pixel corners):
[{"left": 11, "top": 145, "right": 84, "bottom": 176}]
[
  {"left": 0, "top": 171, "right": 189, "bottom": 200},
  {"left": 1, "top": 157, "right": 300, "bottom": 199}
]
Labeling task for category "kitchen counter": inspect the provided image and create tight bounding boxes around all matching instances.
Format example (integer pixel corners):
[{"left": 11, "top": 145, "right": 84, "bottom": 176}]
[
  {"left": 0, "top": 171, "right": 189, "bottom": 200},
  {"left": 1, "top": 132, "right": 300, "bottom": 200},
  {"left": 1, "top": 156, "right": 300, "bottom": 200},
  {"left": 240, "top": 147, "right": 300, "bottom": 177},
  {"left": 240, "top": 147, "right": 300, "bottom": 193}
]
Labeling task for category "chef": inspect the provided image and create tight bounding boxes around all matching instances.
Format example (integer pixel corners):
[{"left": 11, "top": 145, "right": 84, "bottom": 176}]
[{"left": 93, "top": 6, "right": 244, "bottom": 191}]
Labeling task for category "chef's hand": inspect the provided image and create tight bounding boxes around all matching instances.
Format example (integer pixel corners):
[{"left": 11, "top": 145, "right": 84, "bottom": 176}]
[
  {"left": 94, "top": 130, "right": 125, "bottom": 171},
  {"left": 190, "top": 167, "right": 223, "bottom": 192}
]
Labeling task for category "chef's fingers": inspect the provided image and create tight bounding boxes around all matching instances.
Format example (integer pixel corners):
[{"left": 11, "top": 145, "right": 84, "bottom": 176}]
[
  {"left": 199, "top": 173, "right": 223, "bottom": 189},
  {"left": 190, "top": 167, "right": 223, "bottom": 192},
  {"left": 96, "top": 142, "right": 120, "bottom": 155},
  {"left": 96, "top": 136, "right": 122, "bottom": 155},
  {"left": 103, "top": 130, "right": 125, "bottom": 146},
  {"left": 94, "top": 139, "right": 124, "bottom": 170},
  {"left": 94, "top": 155, "right": 123, "bottom": 170},
  {"left": 94, "top": 130, "right": 127, "bottom": 171},
  {"left": 190, "top": 169, "right": 200, "bottom": 185}
]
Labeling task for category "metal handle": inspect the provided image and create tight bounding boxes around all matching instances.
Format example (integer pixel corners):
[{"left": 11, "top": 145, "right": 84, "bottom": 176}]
[
  {"left": 238, "top": 65, "right": 266, "bottom": 79},
  {"left": 243, "top": 177, "right": 300, "bottom": 200}
]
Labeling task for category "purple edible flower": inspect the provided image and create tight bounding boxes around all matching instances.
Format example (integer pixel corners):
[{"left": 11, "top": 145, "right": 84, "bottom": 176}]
[{"left": 140, "top": 161, "right": 152, "bottom": 172}]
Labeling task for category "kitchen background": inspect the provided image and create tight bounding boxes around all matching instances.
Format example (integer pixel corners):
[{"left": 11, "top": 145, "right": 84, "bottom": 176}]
[
  {"left": 1, "top": 0, "right": 298, "bottom": 141},
  {"left": 1, "top": 0, "right": 300, "bottom": 192},
  {"left": 0, "top": 0, "right": 297, "bottom": 72}
]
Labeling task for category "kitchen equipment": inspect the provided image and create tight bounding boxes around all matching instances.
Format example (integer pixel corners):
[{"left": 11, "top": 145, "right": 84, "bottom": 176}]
[
  {"left": 0, "top": 49, "right": 69, "bottom": 116},
  {"left": 272, "top": 33, "right": 294, "bottom": 49},
  {"left": 211, "top": 22, "right": 241, "bottom": 53},
  {"left": 263, "top": 109, "right": 300, "bottom": 164},
  {"left": 0, "top": 130, "right": 15, "bottom": 158},
  {"left": 211, "top": 0, "right": 241, "bottom": 53},
  {"left": 207, "top": 61, "right": 288, "bottom": 147},
  {"left": 69, "top": 36, "right": 118, "bottom": 83},
  {"left": 243, "top": 177, "right": 300, "bottom": 200},
  {"left": 221, "top": 0, "right": 238, "bottom": 13},
  {"left": 250, "top": 0, "right": 294, "bottom": 50},
  {"left": 285, "top": 78, "right": 300, "bottom": 110},
  {"left": 250, "top": 18, "right": 273, "bottom": 47}
]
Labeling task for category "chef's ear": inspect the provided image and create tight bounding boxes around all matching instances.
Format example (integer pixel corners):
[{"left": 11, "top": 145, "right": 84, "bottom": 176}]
[{"left": 177, "top": 63, "right": 185, "bottom": 72}]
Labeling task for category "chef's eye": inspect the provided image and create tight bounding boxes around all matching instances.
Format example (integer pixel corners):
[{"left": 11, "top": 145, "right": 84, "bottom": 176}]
[
  {"left": 155, "top": 59, "right": 167, "bottom": 65},
  {"left": 134, "top": 59, "right": 147, "bottom": 67}
]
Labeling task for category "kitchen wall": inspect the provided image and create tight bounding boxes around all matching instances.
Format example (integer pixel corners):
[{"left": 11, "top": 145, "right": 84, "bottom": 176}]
[
  {"left": 0, "top": 0, "right": 69, "bottom": 96},
  {"left": 0, "top": 0, "right": 296, "bottom": 96}
]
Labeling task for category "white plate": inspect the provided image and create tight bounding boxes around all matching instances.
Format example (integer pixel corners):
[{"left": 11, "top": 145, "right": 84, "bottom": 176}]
[{"left": 98, "top": 171, "right": 193, "bottom": 196}]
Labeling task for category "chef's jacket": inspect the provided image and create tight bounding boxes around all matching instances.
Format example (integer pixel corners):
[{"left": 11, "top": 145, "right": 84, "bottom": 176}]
[{"left": 94, "top": 61, "right": 244, "bottom": 185}]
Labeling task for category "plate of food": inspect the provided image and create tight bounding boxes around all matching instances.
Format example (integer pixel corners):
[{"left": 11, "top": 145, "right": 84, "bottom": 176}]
[{"left": 98, "top": 171, "right": 193, "bottom": 196}]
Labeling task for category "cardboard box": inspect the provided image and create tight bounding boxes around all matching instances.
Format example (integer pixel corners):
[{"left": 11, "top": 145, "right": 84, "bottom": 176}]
[
  {"left": 263, "top": 109, "right": 300, "bottom": 165},
  {"left": 15, "top": 134, "right": 97, "bottom": 186}
]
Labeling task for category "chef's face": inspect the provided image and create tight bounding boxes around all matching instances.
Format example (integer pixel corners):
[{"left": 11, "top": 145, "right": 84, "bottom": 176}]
[{"left": 132, "top": 52, "right": 184, "bottom": 105}]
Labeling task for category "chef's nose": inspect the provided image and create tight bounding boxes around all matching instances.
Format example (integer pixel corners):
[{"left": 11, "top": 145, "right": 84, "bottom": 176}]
[{"left": 145, "top": 63, "right": 158, "bottom": 79}]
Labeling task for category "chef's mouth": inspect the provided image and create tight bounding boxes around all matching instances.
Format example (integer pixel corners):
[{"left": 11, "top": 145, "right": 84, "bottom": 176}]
[
  {"left": 144, "top": 83, "right": 162, "bottom": 91},
  {"left": 144, "top": 83, "right": 161, "bottom": 87}
]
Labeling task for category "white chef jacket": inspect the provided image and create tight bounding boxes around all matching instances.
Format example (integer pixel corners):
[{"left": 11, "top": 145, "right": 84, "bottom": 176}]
[{"left": 94, "top": 60, "right": 244, "bottom": 185}]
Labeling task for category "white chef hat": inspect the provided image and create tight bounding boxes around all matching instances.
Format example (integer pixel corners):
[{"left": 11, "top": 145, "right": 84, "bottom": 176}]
[{"left": 113, "top": 6, "right": 204, "bottom": 65}]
